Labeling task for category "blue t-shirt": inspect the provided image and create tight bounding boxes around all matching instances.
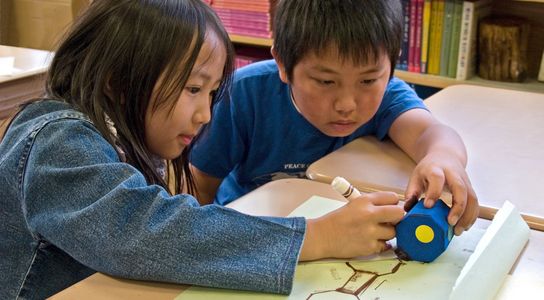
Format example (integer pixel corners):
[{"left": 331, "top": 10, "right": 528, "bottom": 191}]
[{"left": 191, "top": 60, "right": 426, "bottom": 205}]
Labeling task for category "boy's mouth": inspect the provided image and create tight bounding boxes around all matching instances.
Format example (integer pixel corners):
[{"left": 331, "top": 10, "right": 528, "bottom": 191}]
[{"left": 329, "top": 121, "right": 357, "bottom": 134}]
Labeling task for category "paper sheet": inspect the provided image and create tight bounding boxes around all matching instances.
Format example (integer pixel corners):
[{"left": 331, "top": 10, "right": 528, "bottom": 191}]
[
  {"left": 176, "top": 196, "right": 529, "bottom": 299},
  {"left": 495, "top": 275, "right": 544, "bottom": 300}
]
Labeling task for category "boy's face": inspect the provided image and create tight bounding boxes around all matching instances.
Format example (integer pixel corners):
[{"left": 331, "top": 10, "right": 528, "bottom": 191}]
[
  {"left": 276, "top": 48, "right": 391, "bottom": 137},
  {"left": 145, "top": 32, "right": 225, "bottom": 160}
]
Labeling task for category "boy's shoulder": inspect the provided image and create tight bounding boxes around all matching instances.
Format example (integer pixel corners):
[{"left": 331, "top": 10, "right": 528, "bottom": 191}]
[{"left": 234, "top": 59, "right": 280, "bottom": 82}]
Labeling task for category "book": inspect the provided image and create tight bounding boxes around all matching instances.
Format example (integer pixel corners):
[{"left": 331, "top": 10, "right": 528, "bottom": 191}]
[
  {"left": 428, "top": 0, "right": 445, "bottom": 75},
  {"left": 399, "top": 0, "right": 411, "bottom": 70},
  {"left": 211, "top": 0, "right": 278, "bottom": 38},
  {"left": 408, "top": 0, "right": 417, "bottom": 72},
  {"left": 439, "top": 0, "right": 455, "bottom": 77},
  {"left": 455, "top": 0, "right": 493, "bottom": 80},
  {"left": 420, "top": 0, "right": 432, "bottom": 73},
  {"left": 447, "top": 0, "right": 463, "bottom": 78},
  {"left": 413, "top": 0, "right": 424, "bottom": 73}
]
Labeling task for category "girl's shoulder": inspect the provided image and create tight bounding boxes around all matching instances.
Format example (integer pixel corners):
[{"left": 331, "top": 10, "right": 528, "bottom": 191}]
[
  {"left": 16, "top": 99, "right": 90, "bottom": 123},
  {"left": 3, "top": 99, "right": 121, "bottom": 167},
  {"left": 3, "top": 99, "right": 102, "bottom": 151}
]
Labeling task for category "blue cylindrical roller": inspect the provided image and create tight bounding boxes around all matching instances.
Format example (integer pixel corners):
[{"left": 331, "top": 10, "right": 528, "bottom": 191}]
[{"left": 396, "top": 199, "right": 453, "bottom": 263}]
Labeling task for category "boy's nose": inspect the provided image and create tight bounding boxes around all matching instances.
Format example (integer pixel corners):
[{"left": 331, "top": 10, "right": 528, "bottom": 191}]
[{"left": 333, "top": 93, "right": 357, "bottom": 114}]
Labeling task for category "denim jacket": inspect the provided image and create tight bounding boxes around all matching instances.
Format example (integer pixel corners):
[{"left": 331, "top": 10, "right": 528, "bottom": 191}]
[{"left": 0, "top": 100, "right": 305, "bottom": 299}]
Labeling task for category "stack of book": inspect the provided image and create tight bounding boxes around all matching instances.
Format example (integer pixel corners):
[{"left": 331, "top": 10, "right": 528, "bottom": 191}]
[
  {"left": 211, "top": 0, "right": 278, "bottom": 38},
  {"left": 397, "top": 0, "right": 493, "bottom": 80},
  {"left": 234, "top": 46, "right": 272, "bottom": 69}
]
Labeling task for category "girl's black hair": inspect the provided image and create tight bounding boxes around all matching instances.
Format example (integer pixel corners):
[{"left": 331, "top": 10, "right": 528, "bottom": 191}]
[
  {"left": 273, "top": 0, "right": 403, "bottom": 81},
  {"left": 46, "top": 0, "right": 235, "bottom": 195}
]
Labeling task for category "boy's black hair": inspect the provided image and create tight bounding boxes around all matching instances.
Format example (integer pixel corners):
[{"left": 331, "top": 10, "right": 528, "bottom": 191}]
[
  {"left": 273, "top": 0, "right": 403, "bottom": 81},
  {"left": 46, "top": 0, "right": 235, "bottom": 196}
]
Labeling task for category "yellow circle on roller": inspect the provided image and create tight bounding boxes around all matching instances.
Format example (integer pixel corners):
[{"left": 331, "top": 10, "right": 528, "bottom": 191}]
[{"left": 415, "top": 225, "right": 434, "bottom": 243}]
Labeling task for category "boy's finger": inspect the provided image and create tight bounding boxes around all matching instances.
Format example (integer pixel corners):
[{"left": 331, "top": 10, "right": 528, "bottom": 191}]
[
  {"left": 404, "top": 174, "right": 422, "bottom": 207},
  {"left": 423, "top": 171, "right": 445, "bottom": 207},
  {"left": 447, "top": 177, "right": 468, "bottom": 226},
  {"left": 403, "top": 194, "right": 418, "bottom": 212}
]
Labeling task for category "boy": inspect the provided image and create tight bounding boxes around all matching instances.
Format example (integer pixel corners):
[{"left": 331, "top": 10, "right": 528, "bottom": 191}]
[{"left": 191, "top": 0, "right": 478, "bottom": 235}]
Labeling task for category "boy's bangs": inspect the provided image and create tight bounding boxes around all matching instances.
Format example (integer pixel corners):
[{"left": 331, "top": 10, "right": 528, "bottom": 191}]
[{"left": 314, "top": 42, "right": 386, "bottom": 69}]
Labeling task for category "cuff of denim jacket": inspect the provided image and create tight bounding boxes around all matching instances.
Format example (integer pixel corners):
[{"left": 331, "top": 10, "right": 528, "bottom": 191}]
[{"left": 276, "top": 216, "right": 306, "bottom": 295}]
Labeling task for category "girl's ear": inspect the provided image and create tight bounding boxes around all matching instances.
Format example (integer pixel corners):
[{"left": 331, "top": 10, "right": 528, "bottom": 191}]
[
  {"left": 271, "top": 46, "right": 290, "bottom": 84},
  {"left": 104, "top": 74, "right": 124, "bottom": 105}
]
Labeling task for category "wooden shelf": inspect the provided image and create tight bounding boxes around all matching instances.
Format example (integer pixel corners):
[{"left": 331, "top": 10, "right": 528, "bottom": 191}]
[
  {"left": 229, "top": 34, "right": 272, "bottom": 47},
  {"left": 395, "top": 70, "right": 544, "bottom": 94}
]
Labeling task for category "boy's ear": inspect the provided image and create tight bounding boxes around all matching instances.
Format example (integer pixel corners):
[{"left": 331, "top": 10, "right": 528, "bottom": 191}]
[{"left": 271, "top": 46, "right": 290, "bottom": 84}]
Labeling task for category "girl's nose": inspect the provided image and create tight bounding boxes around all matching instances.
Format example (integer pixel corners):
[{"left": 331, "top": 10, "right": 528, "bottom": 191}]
[{"left": 193, "top": 103, "right": 211, "bottom": 125}]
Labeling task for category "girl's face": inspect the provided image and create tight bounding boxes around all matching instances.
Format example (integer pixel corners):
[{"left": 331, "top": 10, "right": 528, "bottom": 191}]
[
  {"left": 276, "top": 47, "right": 391, "bottom": 137},
  {"left": 145, "top": 32, "right": 226, "bottom": 160}
]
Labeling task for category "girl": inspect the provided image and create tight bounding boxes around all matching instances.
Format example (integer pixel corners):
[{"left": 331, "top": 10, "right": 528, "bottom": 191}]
[{"left": 0, "top": 0, "right": 401, "bottom": 299}]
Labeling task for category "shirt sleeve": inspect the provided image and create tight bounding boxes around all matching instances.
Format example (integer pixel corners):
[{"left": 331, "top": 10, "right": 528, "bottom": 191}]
[
  {"left": 372, "top": 77, "right": 428, "bottom": 140},
  {"left": 22, "top": 118, "right": 304, "bottom": 294}
]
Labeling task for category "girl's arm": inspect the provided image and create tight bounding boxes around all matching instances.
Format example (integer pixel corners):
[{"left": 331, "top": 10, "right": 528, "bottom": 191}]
[{"left": 24, "top": 119, "right": 304, "bottom": 294}]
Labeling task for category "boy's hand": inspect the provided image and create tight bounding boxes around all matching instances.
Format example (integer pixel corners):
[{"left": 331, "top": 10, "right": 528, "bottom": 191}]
[
  {"left": 404, "top": 152, "right": 479, "bottom": 236},
  {"left": 300, "top": 192, "right": 404, "bottom": 261}
]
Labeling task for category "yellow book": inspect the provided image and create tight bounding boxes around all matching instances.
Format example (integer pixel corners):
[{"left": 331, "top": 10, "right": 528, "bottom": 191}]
[{"left": 428, "top": 0, "right": 445, "bottom": 75}]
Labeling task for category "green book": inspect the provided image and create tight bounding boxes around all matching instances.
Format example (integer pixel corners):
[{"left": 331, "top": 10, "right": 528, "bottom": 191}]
[
  {"left": 439, "top": 0, "right": 454, "bottom": 77},
  {"left": 447, "top": 0, "right": 463, "bottom": 78}
]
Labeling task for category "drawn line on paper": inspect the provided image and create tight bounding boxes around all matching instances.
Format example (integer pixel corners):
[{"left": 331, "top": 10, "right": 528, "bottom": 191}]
[{"left": 306, "top": 259, "right": 405, "bottom": 300}]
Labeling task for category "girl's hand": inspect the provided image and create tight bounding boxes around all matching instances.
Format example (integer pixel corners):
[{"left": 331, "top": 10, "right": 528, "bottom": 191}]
[
  {"left": 300, "top": 191, "right": 404, "bottom": 261},
  {"left": 404, "top": 152, "right": 479, "bottom": 236}
]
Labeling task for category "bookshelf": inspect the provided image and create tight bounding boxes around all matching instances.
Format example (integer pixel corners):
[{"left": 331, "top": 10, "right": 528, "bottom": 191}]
[
  {"left": 220, "top": 0, "right": 544, "bottom": 94},
  {"left": 229, "top": 37, "right": 544, "bottom": 94}
]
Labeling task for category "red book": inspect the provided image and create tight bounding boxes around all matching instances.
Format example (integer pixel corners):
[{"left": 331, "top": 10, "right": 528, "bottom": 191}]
[
  {"left": 414, "top": 0, "right": 424, "bottom": 73},
  {"left": 408, "top": 0, "right": 417, "bottom": 72}
]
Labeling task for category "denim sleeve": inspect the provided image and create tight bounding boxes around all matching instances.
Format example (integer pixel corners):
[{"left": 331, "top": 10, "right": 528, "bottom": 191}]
[{"left": 22, "top": 119, "right": 305, "bottom": 294}]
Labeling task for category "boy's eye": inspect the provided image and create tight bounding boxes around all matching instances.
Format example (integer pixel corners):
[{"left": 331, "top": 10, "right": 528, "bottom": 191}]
[
  {"left": 315, "top": 78, "right": 335, "bottom": 85},
  {"left": 361, "top": 79, "right": 377, "bottom": 85},
  {"left": 187, "top": 86, "right": 201, "bottom": 94}
]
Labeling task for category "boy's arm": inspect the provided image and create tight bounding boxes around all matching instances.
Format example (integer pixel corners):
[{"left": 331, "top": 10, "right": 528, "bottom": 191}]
[
  {"left": 190, "top": 164, "right": 223, "bottom": 205},
  {"left": 388, "top": 108, "right": 479, "bottom": 236}
]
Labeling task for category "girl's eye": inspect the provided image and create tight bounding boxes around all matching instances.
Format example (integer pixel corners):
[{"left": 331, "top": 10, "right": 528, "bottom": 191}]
[
  {"left": 187, "top": 87, "right": 201, "bottom": 94},
  {"left": 361, "top": 79, "right": 377, "bottom": 85}
]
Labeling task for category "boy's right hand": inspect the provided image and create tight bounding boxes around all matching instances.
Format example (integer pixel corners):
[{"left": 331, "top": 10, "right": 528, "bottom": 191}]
[{"left": 299, "top": 191, "right": 404, "bottom": 261}]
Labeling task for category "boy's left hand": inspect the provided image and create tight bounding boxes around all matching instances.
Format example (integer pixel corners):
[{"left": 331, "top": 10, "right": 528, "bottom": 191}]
[{"left": 404, "top": 152, "right": 479, "bottom": 236}]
